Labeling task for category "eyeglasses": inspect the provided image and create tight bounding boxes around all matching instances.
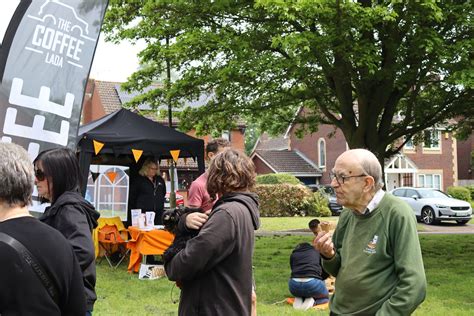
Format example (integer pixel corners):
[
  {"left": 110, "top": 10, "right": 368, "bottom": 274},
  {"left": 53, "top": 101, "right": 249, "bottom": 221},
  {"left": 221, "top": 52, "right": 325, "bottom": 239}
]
[
  {"left": 35, "top": 169, "right": 46, "bottom": 181},
  {"left": 330, "top": 172, "right": 367, "bottom": 185}
]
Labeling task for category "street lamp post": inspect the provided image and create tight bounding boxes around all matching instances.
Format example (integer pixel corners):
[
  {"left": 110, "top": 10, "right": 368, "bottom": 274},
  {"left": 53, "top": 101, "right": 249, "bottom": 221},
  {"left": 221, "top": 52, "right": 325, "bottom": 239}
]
[{"left": 166, "top": 35, "right": 176, "bottom": 209}]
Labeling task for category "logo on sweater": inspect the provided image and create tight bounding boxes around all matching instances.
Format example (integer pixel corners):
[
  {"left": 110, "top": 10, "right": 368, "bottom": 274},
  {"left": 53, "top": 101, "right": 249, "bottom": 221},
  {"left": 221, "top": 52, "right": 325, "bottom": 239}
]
[{"left": 364, "top": 235, "right": 378, "bottom": 254}]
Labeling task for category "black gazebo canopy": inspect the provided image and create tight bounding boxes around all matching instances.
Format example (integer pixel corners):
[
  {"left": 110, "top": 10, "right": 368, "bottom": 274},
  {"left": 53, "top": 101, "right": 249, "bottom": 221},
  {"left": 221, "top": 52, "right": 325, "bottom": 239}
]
[{"left": 77, "top": 108, "right": 205, "bottom": 194}]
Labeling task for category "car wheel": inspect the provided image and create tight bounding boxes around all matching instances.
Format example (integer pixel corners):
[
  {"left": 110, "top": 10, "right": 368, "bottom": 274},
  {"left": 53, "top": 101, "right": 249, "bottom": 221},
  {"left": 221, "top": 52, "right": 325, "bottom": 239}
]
[
  {"left": 456, "top": 220, "right": 469, "bottom": 225},
  {"left": 421, "top": 207, "right": 437, "bottom": 225}
]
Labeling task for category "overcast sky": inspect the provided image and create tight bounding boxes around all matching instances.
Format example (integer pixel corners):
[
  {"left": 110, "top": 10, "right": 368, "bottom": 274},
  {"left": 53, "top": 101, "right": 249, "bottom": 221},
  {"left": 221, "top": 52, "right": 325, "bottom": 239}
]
[
  {"left": 0, "top": 1, "right": 143, "bottom": 82},
  {"left": 89, "top": 33, "right": 144, "bottom": 82}
]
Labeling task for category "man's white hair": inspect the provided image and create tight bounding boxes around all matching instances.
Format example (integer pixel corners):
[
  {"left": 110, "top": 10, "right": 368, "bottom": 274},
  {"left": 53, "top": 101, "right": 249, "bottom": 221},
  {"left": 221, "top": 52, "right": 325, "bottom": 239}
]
[{"left": 345, "top": 148, "right": 384, "bottom": 190}]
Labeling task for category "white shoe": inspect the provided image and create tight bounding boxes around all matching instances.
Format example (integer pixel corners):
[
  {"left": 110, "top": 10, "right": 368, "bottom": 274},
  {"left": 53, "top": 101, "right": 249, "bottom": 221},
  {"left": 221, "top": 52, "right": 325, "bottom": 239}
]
[
  {"left": 293, "top": 297, "right": 304, "bottom": 310},
  {"left": 301, "top": 297, "right": 315, "bottom": 311}
]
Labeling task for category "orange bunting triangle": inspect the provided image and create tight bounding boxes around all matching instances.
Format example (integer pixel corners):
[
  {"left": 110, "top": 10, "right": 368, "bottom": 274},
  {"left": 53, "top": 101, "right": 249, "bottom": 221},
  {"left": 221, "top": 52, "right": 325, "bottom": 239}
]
[
  {"left": 106, "top": 171, "right": 117, "bottom": 183},
  {"left": 93, "top": 140, "right": 104, "bottom": 155},
  {"left": 170, "top": 150, "right": 180, "bottom": 162},
  {"left": 131, "top": 149, "right": 143, "bottom": 163}
]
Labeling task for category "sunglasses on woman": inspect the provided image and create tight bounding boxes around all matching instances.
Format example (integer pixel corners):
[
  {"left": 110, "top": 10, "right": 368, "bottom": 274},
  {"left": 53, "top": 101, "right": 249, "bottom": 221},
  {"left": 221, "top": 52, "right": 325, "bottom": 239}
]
[{"left": 35, "top": 169, "right": 46, "bottom": 181}]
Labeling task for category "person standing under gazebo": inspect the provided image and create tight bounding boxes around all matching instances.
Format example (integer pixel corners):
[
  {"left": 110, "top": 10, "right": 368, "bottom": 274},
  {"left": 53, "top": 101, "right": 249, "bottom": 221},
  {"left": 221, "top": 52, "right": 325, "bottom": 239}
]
[{"left": 129, "top": 159, "right": 166, "bottom": 225}]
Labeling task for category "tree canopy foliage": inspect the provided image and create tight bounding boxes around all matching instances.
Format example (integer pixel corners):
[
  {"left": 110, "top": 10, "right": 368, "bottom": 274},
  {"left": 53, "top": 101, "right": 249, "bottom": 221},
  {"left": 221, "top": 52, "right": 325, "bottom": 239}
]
[{"left": 103, "top": 0, "right": 473, "bottom": 162}]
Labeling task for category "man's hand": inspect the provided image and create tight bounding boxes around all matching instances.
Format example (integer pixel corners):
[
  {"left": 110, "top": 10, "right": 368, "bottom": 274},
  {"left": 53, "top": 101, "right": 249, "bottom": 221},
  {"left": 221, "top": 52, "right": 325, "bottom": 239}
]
[
  {"left": 185, "top": 212, "right": 209, "bottom": 230},
  {"left": 313, "top": 231, "right": 335, "bottom": 259}
]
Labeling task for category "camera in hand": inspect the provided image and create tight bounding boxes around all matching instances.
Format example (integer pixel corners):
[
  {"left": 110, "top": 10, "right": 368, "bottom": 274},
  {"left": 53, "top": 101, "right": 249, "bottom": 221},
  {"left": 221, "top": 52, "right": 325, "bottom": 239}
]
[{"left": 162, "top": 206, "right": 202, "bottom": 264}]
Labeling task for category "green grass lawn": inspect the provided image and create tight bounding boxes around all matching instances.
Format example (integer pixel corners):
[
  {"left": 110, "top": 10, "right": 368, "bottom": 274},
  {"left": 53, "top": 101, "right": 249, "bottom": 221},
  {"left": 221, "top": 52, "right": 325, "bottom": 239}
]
[
  {"left": 258, "top": 216, "right": 339, "bottom": 231},
  {"left": 94, "top": 233, "right": 474, "bottom": 315}
]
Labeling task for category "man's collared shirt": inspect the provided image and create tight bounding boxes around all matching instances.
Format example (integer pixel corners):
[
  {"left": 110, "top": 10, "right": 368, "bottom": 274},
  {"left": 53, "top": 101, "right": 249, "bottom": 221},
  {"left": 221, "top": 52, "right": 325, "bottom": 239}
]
[{"left": 364, "top": 189, "right": 385, "bottom": 215}]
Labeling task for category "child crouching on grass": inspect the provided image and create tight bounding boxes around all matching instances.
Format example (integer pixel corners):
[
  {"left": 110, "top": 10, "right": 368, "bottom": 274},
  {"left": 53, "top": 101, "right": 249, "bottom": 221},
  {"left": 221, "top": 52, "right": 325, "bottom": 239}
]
[{"left": 288, "top": 219, "right": 330, "bottom": 311}]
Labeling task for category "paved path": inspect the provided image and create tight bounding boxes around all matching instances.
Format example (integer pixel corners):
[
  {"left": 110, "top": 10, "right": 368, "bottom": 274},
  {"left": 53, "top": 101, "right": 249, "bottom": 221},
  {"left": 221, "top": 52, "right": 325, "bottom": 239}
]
[
  {"left": 256, "top": 223, "right": 474, "bottom": 237},
  {"left": 417, "top": 222, "right": 474, "bottom": 234}
]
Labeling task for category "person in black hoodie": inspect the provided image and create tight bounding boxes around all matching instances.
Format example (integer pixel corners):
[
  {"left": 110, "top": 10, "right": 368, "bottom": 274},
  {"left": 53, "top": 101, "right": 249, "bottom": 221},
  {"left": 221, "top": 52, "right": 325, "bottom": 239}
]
[
  {"left": 34, "top": 148, "right": 100, "bottom": 315},
  {"left": 289, "top": 219, "right": 329, "bottom": 310},
  {"left": 165, "top": 149, "right": 260, "bottom": 316}
]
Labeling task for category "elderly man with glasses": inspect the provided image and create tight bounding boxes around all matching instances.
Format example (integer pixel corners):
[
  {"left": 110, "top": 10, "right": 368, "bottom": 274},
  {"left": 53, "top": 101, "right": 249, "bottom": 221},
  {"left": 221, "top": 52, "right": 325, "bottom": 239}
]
[{"left": 314, "top": 149, "right": 426, "bottom": 316}]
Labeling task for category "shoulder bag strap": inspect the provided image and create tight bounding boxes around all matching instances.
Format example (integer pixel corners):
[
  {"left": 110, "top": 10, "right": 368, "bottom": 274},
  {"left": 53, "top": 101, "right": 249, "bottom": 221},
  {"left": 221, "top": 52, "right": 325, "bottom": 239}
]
[{"left": 0, "top": 232, "right": 59, "bottom": 304}]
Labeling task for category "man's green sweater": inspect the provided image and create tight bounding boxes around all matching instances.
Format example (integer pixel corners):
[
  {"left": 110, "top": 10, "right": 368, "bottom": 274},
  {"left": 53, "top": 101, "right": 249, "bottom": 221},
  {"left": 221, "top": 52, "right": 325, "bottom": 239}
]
[{"left": 323, "top": 193, "right": 426, "bottom": 315}]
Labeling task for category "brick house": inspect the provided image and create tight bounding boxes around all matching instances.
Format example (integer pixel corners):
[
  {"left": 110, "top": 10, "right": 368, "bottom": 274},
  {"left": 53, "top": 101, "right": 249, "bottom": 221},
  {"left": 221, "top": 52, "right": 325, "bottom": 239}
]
[
  {"left": 252, "top": 108, "right": 469, "bottom": 191},
  {"left": 251, "top": 133, "right": 322, "bottom": 185},
  {"left": 81, "top": 79, "right": 246, "bottom": 219},
  {"left": 82, "top": 79, "right": 245, "bottom": 164}
]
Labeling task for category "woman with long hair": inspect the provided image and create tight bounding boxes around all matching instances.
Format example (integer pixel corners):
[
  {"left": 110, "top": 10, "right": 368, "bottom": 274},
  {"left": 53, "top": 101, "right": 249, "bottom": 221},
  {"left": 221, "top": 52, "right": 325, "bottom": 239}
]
[
  {"left": 34, "top": 148, "right": 100, "bottom": 315},
  {"left": 165, "top": 149, "right": 260, "bottom": 315}
]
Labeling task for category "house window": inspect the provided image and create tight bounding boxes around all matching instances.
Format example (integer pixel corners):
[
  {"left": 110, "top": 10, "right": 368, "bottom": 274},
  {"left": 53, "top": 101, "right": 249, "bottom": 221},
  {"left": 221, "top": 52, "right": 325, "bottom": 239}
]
[
  {"left": 417, "top": 174, "right": 441, "bottom": 189},
  {"left": 423, "top": 130, "right": 440, "bottom": 149},
  {"left": 418, "top": 175, "right": 425, "bottom": 187},
  {"left": 404, "top": 137, "right": 414, "bottom": 150},
  {"left": 433, "top": 174, "right": 441, "bottom": 190},
  {"left": 318, "top": 138, "right": 326, "bottom": 168},
  {"left": 221, "top": 131, "right": 230, "bottom": 141}
]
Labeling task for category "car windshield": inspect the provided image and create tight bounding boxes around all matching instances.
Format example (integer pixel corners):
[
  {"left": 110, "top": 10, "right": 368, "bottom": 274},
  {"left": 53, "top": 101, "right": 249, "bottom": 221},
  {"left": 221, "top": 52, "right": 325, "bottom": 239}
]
[{"left": 418, "top": 189, "right": 449, "bottom": 199}]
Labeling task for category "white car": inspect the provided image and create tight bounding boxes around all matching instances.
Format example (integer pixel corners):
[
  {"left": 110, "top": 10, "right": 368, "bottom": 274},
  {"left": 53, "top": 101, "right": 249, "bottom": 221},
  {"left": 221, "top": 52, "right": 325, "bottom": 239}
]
[{"left": 390, "top": 187, "right": 472, "bottom": 225}]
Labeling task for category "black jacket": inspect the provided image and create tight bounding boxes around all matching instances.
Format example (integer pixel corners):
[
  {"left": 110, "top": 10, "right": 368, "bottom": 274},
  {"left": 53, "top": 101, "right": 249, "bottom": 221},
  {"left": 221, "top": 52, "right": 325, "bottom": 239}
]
[
  {"left": 165, "top": 192, "right": 260, "bottom": 316},
  {"left": 290, "top": 242, "right": 329, "bottom": 280},
  {"left": 40, "top": 191, "right": 100, "bottom": 311},
  {"left": 129, "top": 175, "right": 166, "bottom": 224}
]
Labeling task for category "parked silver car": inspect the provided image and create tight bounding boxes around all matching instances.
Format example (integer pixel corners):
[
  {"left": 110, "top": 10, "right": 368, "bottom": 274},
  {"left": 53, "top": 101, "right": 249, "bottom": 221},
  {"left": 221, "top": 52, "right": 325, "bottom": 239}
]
[{"left": 390, "top": 187, "right": 472, "bottom": 225}]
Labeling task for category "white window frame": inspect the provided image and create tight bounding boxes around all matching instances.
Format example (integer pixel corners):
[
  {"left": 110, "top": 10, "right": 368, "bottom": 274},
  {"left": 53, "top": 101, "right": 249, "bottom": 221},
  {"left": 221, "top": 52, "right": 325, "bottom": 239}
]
[
  {"left": 417, "top": 173, "right": 442, "bottom": 189},
  {"left": 433, "top": 174, "right": 441, "bottom": 190},
  {"left": 318, "top": 138, "right": 326, "bottom": 168},
  {"left": 221, "top": 131, "right": 230, "bottom": 141},
  {"left": 93, "top": 167, "right": 129, "bottom": 220},
  {"left": 404, "top": 137, "right": 414, "bottom": 150},
  {"left": 96, "top": 167, "right": 129, "bottom": 220},
  {"left": 418, "top": 175, "right": 425, "bottom": 187},
  {"left": 422, "top": 130, "right": 441, "bottom": 150}
]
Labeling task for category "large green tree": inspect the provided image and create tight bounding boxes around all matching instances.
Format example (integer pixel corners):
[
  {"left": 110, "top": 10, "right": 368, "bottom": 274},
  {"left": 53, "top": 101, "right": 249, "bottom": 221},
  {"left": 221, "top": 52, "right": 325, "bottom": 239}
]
[{"left": 103, "top": 0, "right": 473, "bottom": 166}]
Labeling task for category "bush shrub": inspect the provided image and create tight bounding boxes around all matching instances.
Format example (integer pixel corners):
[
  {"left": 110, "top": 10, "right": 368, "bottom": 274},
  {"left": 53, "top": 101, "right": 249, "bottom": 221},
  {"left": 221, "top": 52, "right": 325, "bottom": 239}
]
[
  {"left": 256, "top": 173, "right": 302, "bottom": 185},
  {"left": 304, "top": 191, "right": 332, "bottom": 217},
  {"left": 465, "top": 185, "right": 474, "bottom": 200},
  {"left": 446, "top": 186, "right": 471, "bottom": 202},
  {"left": 254, "top": 184, "right": 309, "bottom": 216},
  {"left": 254, "top": 184, "right": 331, "bottom": 217}
]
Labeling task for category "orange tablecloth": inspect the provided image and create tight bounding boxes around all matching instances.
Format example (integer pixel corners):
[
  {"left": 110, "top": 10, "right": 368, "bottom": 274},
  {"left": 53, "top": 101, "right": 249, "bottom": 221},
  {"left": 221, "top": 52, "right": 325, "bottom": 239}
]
[{"left": 127, "top": 226, "right": 174, "bottom": 272}]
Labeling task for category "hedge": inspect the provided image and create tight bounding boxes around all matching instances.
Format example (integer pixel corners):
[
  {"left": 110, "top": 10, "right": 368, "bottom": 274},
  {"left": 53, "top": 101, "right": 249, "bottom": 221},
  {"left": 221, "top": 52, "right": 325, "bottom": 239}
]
[
  {"left": 255, "top": 173, "right": 302, "bottom": 185},
  {"left": 305, "top": 191, "right": 332, "bottom": 217},
  {"left": 446, "top": 186, "right": 471, "bottom": 202},
  {"left": 254, "top": 184, "right": 331, "bottom": 217},
  {"left": 465, "top": 185, "right": 474, "bottom": 201}
]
